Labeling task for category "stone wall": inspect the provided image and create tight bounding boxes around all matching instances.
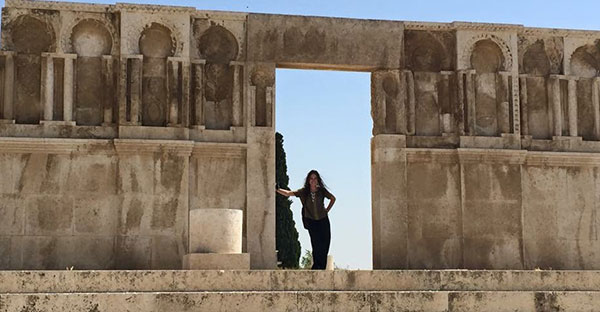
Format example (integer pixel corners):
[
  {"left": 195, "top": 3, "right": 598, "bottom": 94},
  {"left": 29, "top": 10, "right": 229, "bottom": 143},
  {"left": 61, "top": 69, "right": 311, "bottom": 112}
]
[
  {"left": 373, "top": 135, "right": 600, "bottom": 269},
  {"left": 3, "top": 0, "right": 600, "bottom": 269}
]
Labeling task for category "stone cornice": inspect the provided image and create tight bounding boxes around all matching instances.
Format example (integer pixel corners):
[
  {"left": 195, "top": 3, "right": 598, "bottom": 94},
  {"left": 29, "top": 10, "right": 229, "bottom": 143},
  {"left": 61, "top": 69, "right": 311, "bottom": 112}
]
[
  {"left": 526, "top": 151, "right": 600, "bottom": 167},
  {"left": 458, "top": 148, "right": 527, "bottom": 165},
  {"left": 0, "top": 137, "right": 113, "bottom": 154},
  {"left": 192, "top": 143, "right": 247, "bottom": 159},
  {"left": 114, "top": 139, "right": 194, "bottom": 156},
  {"left": 406, "top": 148, "right": 458, "bottom": 164},
  {"left": 194, "top": 11, "right": 248, "bottom": 21},
  {"left": 5, "top": 0, "right": 113, "bottom": 12},
  {"left": 115, "top": 3, "right": 195, "bottom": 13}
]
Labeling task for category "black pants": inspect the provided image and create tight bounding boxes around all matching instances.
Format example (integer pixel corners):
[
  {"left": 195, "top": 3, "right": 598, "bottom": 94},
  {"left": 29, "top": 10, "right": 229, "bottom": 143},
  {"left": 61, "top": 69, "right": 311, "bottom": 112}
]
[{"left": 305, "top": 217, "right": 331, "bottom": 270}]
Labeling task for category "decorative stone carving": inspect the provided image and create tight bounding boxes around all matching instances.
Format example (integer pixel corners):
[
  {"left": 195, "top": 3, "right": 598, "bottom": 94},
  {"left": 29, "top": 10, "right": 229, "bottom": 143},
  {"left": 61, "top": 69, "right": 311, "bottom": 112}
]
[{"left": 140, "top": 23, "right": 175, "bottom": 127}]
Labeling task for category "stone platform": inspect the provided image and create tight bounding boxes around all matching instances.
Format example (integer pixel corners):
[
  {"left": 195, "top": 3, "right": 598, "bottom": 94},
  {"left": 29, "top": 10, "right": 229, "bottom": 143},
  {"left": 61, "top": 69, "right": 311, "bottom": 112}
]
[{"left": 2, "top": 270, "right": 600, "bottom": 311}]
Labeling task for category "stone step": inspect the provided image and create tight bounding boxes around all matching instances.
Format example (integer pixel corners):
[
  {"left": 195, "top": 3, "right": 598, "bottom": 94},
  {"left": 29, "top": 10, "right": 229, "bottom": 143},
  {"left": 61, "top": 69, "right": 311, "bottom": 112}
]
[
  {"left": 3, "top": 270, "right": 600, "bottom": 293},
  {"left": 1, "top": 291, "right": 600, "bottom": 311}
]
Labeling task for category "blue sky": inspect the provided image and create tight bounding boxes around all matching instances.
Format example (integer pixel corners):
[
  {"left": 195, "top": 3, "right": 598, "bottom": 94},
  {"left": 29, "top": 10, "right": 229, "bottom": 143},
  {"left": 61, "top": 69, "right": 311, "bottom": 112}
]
[{"left": 5, "top": 0, "right": 600, "bottom": 269}]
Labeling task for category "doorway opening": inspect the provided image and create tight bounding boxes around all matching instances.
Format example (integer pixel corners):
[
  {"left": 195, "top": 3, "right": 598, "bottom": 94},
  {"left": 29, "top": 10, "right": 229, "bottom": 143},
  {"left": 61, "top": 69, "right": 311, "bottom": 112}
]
[{"left": 275, "top": 68, "right": 372, "bottom": 269}]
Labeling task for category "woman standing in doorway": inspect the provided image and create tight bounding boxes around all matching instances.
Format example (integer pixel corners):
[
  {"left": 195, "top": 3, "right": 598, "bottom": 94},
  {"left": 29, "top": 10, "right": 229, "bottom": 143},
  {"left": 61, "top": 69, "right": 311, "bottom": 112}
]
[{"left": 276, "top": 170, "right": 336, "bottom": 270}]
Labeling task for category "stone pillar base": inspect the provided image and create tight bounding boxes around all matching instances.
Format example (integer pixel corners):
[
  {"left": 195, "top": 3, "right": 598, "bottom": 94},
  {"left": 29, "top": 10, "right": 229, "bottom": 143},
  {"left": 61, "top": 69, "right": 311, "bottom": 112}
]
[{"left": 183, "top": 253, "right": 250, "bottom": 270}]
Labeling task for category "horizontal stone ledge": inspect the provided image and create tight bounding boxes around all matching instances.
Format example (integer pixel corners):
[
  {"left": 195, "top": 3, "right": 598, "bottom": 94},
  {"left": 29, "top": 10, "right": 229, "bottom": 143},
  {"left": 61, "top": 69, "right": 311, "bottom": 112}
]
[
  {"left": 2, "top": 291, "right": 600, "bottom": 312},
  {"left": 3, "top": 270, "right": 600, "bottom": 293},
  {"left": 0, "top": 138, "right": 246, "bottom": 156}
]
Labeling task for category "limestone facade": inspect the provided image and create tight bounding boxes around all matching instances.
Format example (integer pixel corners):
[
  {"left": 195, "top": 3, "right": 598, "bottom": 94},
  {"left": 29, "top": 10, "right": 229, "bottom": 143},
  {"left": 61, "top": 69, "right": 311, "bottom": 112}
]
[{"left": 2, "top": 0, "right": 600, "bottom": 269}]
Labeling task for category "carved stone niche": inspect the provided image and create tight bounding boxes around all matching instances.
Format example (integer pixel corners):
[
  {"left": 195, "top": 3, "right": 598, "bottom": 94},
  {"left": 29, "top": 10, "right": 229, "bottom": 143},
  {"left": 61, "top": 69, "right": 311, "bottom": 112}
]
[
  {"left": 518, "top": 38, "right": 566, "bottom": 140},
  {"left": 6, "top": 14, "right": 56, "bottom": 124},
  {"left": 139, "top": 23, "right": 175, "bottom": 127},
  {"left": 404, "top": 30, "right": 457, "bottom": 136},
  {"left": 371, "top": 70, "right": 405, "bottom": 135},
  {"left": 567, "top": 43, "right": 600, "bottom": 141},
  {"left": 195, "top": 25, "right": 242, "bottom": 130},
  {"left": 464, "top": 39, "right": 514, "bottom": 137},
  {"left": 70, "top": 19, "right": 115, "bottom": 126},
  {"left": 250, "top": 63, "right": 274, "bottom": 127}
]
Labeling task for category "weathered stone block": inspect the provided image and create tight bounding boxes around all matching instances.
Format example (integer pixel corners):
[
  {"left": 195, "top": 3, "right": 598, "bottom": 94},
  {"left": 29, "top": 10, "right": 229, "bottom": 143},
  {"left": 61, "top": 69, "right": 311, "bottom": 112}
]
[
  {"left": 115, "top": 235, "right": 152, "bottom": 269},
  {"left": 182, "top": 253, "right": 250, "bottom": 270},
  {"left": 25, "top": 196, "right": 73, "bottom": 235},
  {"left": 0, "top": 194, "right": 23, "bottom": 235}
]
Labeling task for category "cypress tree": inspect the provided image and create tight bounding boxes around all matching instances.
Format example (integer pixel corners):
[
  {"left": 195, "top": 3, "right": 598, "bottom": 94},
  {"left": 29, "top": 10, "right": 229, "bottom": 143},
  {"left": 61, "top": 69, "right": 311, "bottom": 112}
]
[{"left": 275, "top": 132, "right": 301, "bottom": 268}]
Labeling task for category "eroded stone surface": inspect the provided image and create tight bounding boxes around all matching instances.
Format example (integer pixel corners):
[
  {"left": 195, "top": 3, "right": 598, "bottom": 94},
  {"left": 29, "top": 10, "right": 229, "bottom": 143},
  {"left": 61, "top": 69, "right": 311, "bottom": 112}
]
[{"left": 3, "top": 0, "right": 600, "bottom": 270}]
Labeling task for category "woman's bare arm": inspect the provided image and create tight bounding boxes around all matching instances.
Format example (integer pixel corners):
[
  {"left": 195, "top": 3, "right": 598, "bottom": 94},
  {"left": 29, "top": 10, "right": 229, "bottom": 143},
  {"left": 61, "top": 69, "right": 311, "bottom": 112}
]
[
  {"left": 326, "top": 194, "right": 336, "bottom": 212},
  {"left": 276, "top": 188, "right": 295, "bottom": 197}
]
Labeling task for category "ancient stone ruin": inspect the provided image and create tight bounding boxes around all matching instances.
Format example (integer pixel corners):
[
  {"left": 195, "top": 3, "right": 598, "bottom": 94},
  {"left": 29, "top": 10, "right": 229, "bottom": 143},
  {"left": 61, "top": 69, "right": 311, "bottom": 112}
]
[{"left": 2, "top": 0, "right": 600, "bottom": 274}]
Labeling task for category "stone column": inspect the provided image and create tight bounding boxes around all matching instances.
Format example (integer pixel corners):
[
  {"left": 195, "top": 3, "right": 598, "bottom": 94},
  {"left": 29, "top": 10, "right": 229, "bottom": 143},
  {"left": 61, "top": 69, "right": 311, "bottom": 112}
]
[
  {"left": 0, "top": 52, "right": 15, "bottom": 123},
  {"left": 249, "top": 85, "right": 257, "bottom": 126},
  {"left": 192, "top": 60, "right": 205, "bottom": 128},
  {"left": 118, "top": 55, "right": 143, "bottom": 125},
  {"left": 130, "top": 57, "right": 142, "bottom": 125},
  {"left": 548, "top": 75, "right": 562, "bottom": 137},
  {"left": 519, "top": 75, "right": 529, "bottom": 136},
  {"left": 397, "top": 71, "right": 407, "bottom": 134},
  {"left": 40, "top": 53, "right": 54, "bottom": 122},
  {"left": 593, "top": 77, "right": 600, "bottom": 140},
  {"left": 167, "top": 58, "right": 180, "bottom": 126},
  {"left": 457, "top": 70, "right": 465, "bottom": 135},
  {"left": 231, "top": 61, "right": 243, "bottom": 127},
  {"left": 102, "top": 55, "right": 114, "bottom": 125},
  {"left": 183, "top": 208, "right": 249, "bottom": 270},
  {"left": 462, "top": 70, "right": 477, "bottom": 135},
  {"left": 439, "top": 71, "right": 453, "bottom": 134},
  {"left": 497, "top": 72, "right": 511, "bottom": 134},
  {"left": 405, "top": 70, "right": 416, "bottom": 135},
  {"left": 62, "top": 55, "right": 76, "bottom": 123},
  {"left": 181, "top": 61, "right": 190, "bottom": 127},
  {"left": 371, "top": 71, "right": 386, "bottom": 135},
  {"left": 567, "top": 78, "right": 578, "bottom": 137}
]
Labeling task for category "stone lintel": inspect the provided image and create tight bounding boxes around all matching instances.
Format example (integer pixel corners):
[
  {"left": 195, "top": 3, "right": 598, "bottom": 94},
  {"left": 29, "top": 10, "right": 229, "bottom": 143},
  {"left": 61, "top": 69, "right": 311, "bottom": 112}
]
[
  {"left": 191, "top": 142, "right": 246, "bottom": 158},
  {"left": 0, "top": 137, "right": 113, "bottom": 154},
  {"left": 526, "top": 151, "right": 600, "bottom": 167},
  {"left": 113, "top": 139, "right": 194, "bottom": 156},
  {"left": 457, "top": 148, "right": 527, "bottom": 165},
  {"left": 406, "top": 148, "right": 458, "bottom": 164}
]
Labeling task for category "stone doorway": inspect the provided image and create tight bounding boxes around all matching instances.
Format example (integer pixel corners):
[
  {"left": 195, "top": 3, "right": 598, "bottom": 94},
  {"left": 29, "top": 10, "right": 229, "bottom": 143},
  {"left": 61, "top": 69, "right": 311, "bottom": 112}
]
[{"left": 275, "top": 68, "right": 372, "bottom": 269}]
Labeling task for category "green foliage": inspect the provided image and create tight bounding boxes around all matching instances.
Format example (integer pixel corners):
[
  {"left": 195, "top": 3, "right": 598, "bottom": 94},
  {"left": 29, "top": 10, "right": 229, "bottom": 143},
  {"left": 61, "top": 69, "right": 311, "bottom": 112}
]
[
  {"left": 276, "top": 132, "right": 302, "bottom": 268},
  {"left": 299, "top": 249, "right": 313, "bottom": 269}
]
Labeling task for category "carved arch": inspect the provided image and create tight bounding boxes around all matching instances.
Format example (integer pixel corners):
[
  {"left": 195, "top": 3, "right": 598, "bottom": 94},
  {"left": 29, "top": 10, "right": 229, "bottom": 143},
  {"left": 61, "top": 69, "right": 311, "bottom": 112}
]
[{"left": 462, "top": 34, "right": 512, "bottom": 71}]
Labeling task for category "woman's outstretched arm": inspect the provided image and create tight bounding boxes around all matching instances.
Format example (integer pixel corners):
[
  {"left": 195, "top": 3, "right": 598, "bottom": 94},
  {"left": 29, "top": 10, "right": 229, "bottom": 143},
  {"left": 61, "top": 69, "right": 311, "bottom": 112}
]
[{"left": 276, "top": 188, "right": 295, "bottom": 197}]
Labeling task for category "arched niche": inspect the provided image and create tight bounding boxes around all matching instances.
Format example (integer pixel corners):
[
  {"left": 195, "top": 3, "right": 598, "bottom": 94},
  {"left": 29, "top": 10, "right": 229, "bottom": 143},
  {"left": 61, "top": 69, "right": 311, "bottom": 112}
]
[
  {"left": 71, "top": 19, "right": 113, "bottom": 126},
  {"left": 471, "top": 39, "right": 505, "bottom": 73},
  {"left": 523, "top": 41, "right": 551, "bottom": 76},
  {"left": 196, "top": 25, "right": 240, "bottom": 130},
  {"left": 570, "top": 45, "right": 599, "bottom": 78},
  {"left": 197, "top": 25, "right": 239, "bottom": 64},
  {"left": 470, "top": 39, "right": 507, "bottom": 136},
  {"left": 139, "top": 23, "right": 175, "bottom": 126},
  {"left": 405, "top": 32, "right": 450, "bottom": 72},
  {"left": 10, "top": 15, "right": 55, "bottom": 124},
  {"left": 570, "top": 45, "right": 600, "bottom": 141}
]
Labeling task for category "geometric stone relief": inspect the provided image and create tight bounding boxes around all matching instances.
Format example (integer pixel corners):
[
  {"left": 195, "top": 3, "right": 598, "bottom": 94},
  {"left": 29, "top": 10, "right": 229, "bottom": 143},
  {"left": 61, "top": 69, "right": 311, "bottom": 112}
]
[
  {"left": 195, "top": 24, "right": 242, "bottom": 130},
  {"left": 140, "top": 23, "right": 175, "bottom": 126},
  {"left": 250, "top": 63, "right": 274, "bottom": 127}
]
